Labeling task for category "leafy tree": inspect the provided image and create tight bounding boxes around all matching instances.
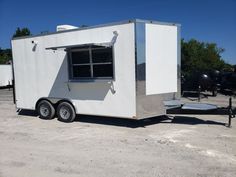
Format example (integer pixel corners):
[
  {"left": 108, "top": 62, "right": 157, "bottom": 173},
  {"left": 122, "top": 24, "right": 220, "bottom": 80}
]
[
  {"left": 0, "top": 48, "right": 12, "bottom": 64},
  {"left": 12, "top": 27, "right": 31, "bottom": 38},
  {"left": 181, "top": 39, "right": 232, "bottom": 77},
  {"left": 0, "top": 27, "right": 31, "bottom": 64}
]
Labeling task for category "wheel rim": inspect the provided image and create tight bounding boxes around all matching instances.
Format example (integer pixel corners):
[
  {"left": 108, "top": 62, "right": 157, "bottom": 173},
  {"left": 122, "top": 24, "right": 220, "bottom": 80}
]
[
  {"left": 59, "top": 106, "right": 71, "bottom": 120},
  {"left": 40, "top": 105, "right": 50, "bottom": 117}
]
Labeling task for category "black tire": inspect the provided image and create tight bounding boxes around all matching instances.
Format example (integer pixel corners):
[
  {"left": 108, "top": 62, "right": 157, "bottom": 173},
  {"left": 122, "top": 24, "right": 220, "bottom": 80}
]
[
  {"left": 57, "top": 102, "right": 76, "bottom": 122},
  {"left": 37, "top": 100, "right": 55, "bottom": 119}
]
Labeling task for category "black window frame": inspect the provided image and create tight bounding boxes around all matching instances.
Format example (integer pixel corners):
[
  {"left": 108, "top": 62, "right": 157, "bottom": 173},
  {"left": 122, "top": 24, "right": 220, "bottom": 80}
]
[{"left": 67, "top": 45, "right": 114, "bottom": 81}]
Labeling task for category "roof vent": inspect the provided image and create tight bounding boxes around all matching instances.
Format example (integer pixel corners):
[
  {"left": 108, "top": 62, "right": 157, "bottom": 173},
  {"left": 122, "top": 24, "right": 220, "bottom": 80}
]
[{"left": 56, "top": 25, "right": 78, "bottom": 32}]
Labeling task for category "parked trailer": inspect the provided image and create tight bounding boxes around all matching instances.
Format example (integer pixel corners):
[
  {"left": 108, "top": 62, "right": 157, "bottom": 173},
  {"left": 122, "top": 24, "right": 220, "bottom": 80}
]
[
  {"left": 0, "top": 64, "right": 13, "bottom": 87},
  {"left": 11, "top": 19, "right": 181, "bottom": 122}
]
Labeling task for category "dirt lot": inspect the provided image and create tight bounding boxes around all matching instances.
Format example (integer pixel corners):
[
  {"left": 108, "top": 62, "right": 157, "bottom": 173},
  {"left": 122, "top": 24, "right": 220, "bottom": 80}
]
[{"left": 0, "top": 89, "right": 236, "bottom": 177}]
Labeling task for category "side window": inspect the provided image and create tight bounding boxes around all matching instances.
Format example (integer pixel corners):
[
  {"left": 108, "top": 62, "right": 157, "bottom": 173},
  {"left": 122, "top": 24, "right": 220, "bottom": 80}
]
[{"left": 68, "top": 46, "right": 114, "bottom": 80}]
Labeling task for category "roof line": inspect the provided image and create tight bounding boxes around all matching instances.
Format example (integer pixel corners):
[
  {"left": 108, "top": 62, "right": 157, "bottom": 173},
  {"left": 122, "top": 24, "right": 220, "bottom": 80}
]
[{"left": 12, "top": 19, "right": 180, "bottom": 41}]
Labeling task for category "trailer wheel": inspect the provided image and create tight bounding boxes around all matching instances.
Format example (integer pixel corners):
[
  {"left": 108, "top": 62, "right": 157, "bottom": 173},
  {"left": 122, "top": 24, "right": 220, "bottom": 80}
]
[
  {"left": 57, "top": 102, "right": 76, "bottom": 122},
  {"left": 37, "top": 100, "right": 55, "bottom": 119}
]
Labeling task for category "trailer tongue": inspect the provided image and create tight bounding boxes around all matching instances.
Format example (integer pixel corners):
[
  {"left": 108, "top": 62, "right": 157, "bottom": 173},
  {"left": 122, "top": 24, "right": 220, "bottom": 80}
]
[
  {"left": 164, "top": 100, "right": 217, "bottom": 111},
  {"left": 181, "top": 103, "right": 218, "bottom": 111},
  {"left": 164, "top": 98, "right": 235, "bottom": 127}
]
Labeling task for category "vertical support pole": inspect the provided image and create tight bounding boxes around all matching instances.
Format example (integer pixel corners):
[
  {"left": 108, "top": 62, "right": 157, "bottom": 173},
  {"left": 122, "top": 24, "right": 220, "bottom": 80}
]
[
  {"left": 12, "top": 79, "right": 16, "bottom": 104},
  {"left": 227, "top": 97, "right": 232, "bottom": 128},
  {"left": 198, "top": 85, "right": 201, "bottom": 102},
  {"left": 8, "top": 81, "right": 10, "bottom": 91}
]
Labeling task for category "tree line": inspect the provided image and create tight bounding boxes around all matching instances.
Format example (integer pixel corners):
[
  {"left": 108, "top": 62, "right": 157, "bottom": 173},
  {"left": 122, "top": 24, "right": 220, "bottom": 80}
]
[
  {"left": 181, "top": 39, "right": 233, "bottom": 77},
  {"left": 0, "top": 27, "right": 234, "bottom": 74},
  {"left": 0, "top": 27, "right": 31, "bottom": 64}
]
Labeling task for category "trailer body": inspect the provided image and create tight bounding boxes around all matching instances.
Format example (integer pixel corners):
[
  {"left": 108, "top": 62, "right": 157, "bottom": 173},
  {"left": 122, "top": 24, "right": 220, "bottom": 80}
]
[
  {"left": 11, "top": 19, "right": 181, "bottom": 119},
  {"left": 0, "top": 64, "right": 12, "bottom": 87}
]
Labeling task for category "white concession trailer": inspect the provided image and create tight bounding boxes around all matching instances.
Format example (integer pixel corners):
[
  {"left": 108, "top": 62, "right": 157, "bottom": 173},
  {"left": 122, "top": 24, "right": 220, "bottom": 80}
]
[
  {"left": 11, "top": 19, "right": 181, "bottom": 122},
  {"left": 0, "top": 64, "right": 13, "bottom": 87}
]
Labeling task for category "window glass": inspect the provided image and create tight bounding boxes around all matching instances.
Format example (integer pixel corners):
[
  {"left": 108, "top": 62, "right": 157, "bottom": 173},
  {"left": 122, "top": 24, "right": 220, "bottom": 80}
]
[
  {"left": 71, "top": 50, "right": 90, "bottom": 64},
  {"left": 92, "top": 48, "right": 112, "bottom": 63},
  {"left": 72, "top": 65, "right": 91, "bottom": 77},
  {"left": 93, "top": 64, "right": 113, "bottom": 77}
]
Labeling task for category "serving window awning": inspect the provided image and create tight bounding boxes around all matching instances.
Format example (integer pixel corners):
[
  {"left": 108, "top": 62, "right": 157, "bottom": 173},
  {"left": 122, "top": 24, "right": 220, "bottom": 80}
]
[
  {"left": 45, "top": 31, "right": 118, "bottom": 51},
  {"left": 45, "top": 42, "right": 112, "bottom": 50}
]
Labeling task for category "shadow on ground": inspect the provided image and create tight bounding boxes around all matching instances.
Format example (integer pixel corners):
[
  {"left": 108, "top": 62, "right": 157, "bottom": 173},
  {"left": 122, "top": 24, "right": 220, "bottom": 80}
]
[
  {"left": 0, "top": 86, "right": 13, "bottom": 90},
  {"left": 77, "top": 115, "right": 227, "bottom": 128},
  {"left": 18, "top": 109, "right": 38, "bottom": 117},
  {"left": 18, "top": 109, "right": 227, "bottom": 128}
]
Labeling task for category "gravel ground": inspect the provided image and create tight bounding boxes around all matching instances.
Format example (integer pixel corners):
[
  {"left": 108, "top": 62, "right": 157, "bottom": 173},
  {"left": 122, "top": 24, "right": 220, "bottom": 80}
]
[{"left": 0, "top": 88, "right": 236, "bottom": 177}]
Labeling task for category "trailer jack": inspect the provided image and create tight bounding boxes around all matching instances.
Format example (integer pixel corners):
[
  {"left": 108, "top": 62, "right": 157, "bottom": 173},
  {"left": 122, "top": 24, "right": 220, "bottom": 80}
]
[{"left": 227, "top": 97, "right": 235, "bottom": 128}]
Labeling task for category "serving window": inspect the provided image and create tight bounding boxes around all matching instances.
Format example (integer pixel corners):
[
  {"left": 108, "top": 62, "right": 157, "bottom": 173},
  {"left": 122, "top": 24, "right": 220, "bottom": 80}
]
[{"left": 68, "top": 45, "right": 114, "bottom": 80}]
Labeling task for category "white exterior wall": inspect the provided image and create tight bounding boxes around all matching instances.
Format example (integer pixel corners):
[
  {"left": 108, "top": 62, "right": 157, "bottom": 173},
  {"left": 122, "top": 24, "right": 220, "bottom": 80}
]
[
  {"left": 12, "top": 23, "right": 136, "bottom": 118},
  {"left": 145, "top": 24, "right": 178, "bottom": 95},
  {"left": 0, "top": 65, "right": 12, "bottom": 87}
]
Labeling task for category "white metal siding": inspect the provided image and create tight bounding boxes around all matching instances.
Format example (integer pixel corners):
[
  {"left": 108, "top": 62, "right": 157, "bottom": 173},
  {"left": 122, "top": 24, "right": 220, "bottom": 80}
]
[
  {"left": 145, "top": 24, "right": 178, "bottom": 95},
  {"left": 0, "top": 65, "right": 12, "bottom": 86},
  {"left": 12, "top": 23, "right": 136, "bottom": 118}
]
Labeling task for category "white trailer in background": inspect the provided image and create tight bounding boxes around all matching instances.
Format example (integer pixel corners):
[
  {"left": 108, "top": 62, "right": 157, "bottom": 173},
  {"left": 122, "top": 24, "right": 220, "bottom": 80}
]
[
  {"left": 0, "top": 64, "right": 13, "bottom": 87},
  {"left": 11, "top": 19, "right": 181, "bottom": 122}
]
